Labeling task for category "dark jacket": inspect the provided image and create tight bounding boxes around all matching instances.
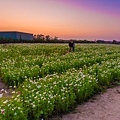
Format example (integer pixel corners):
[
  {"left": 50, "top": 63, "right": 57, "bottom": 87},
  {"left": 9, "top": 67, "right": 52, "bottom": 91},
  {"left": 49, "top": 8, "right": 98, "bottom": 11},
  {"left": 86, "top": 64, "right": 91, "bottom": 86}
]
[{"left": 69, "top": 42, "right": 74, "bottom": 47}]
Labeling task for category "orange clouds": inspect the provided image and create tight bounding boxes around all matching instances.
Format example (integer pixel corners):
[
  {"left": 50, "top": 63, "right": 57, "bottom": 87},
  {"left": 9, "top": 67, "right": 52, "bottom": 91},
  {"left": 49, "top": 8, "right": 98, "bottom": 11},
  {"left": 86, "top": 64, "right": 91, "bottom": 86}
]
[{"left": 0, "top": 0, "right": 120, "bottom": 40}]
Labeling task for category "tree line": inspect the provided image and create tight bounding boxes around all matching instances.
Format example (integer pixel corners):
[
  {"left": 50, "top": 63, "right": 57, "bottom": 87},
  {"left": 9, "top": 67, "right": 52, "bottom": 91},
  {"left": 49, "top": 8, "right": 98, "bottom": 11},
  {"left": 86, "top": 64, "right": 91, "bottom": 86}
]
[{"left": 0, "top": 34, "right": 119, "bottom": 44}]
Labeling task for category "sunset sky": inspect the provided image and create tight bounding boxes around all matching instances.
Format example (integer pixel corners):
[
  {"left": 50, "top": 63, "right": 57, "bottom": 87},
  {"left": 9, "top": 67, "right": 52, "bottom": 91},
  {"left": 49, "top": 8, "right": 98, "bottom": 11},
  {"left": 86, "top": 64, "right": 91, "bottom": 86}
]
[{"left": 0, "top": 0, "right": 120, "bottom": 40}]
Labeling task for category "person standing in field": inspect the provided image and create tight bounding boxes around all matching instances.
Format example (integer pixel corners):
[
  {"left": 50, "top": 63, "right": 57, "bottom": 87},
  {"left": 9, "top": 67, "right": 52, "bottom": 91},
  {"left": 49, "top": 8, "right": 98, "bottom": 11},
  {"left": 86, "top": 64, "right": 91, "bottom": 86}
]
[{"left": 69, "top": 40, "right": 75, "bottom": 52}]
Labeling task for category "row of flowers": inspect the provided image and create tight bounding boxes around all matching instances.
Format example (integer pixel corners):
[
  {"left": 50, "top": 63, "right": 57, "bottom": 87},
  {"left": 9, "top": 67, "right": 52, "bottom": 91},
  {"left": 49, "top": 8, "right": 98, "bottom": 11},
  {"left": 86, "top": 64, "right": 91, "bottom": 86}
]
[
  {"left": 0, "top": 44, "right": 120, "bottom": 87},
  {"left": 0, "top": 57, "right": 120, "bottom": 119}
]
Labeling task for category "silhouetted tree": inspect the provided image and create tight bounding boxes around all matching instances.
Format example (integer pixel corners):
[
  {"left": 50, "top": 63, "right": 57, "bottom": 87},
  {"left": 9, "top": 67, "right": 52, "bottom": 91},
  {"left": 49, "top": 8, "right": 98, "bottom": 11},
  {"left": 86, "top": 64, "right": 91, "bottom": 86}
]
[
  {"left": 113, "top": 40, "right": 116, "bottom": 44},
  {"left": 53, "top": 36, "right": 58, "bottom": 41},
  {"left": 33, "top": 35, "right": 37, "bottom": 39},
  {"left": 45, "top": 35, "right": 50, "bottom": 41}
]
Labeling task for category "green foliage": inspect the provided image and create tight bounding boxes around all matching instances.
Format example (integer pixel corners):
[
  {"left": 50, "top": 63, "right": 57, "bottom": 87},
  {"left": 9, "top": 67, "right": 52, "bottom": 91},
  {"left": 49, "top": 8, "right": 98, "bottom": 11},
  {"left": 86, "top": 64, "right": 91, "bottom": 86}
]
[{"left": 0, "top": 44, "right": 120, "bottom": 119}]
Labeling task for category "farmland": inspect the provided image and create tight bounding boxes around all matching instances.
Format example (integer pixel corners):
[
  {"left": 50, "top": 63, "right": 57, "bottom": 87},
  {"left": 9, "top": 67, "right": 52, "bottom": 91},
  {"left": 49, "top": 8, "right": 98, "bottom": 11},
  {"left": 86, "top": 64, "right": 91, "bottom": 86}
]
[{"left": 0, "top": 43, "right": 120, "bottom": 120}]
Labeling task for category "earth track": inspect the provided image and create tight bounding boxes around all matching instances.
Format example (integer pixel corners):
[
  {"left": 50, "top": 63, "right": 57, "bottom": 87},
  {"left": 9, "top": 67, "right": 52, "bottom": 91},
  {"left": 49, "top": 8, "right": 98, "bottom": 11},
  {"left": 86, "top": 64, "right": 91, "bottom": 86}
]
[{"left": 51, "top": 85, "right": 120, "bottom": 120}]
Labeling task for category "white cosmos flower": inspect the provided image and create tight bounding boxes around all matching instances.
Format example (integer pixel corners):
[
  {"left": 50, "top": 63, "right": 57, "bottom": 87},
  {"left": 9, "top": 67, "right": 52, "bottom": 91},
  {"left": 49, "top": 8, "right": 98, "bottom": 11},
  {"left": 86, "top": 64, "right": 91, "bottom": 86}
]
[
  {"left": 5, "top": 90, "right": 8, "bottom": 93},
  {"left": 1, "top": 89, "right": 4, "bottom": 92},
  {"left": 18, "top": 107, "right": 21, "bottom": 110},
  {"left": 3, "top": 100, "right": 8, "bottom": 104},
  {"left": 37, "top": 85, "right": 41, "bottom": 89},
  {"left": 12, "top": 91, "right": 15, "bottom": 94},
  {"left": 14, "top": 112, "right": 17, "bottom": 115},
  {"left": 33, "top": 104, "right": 36, "bottom": 108}
]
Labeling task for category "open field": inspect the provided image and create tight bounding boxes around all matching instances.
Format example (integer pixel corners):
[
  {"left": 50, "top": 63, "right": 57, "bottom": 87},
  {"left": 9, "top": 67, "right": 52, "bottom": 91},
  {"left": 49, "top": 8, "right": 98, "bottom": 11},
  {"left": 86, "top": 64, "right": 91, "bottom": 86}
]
[{"left": 0, "top": 43, "right": 120, "bottom": 120}]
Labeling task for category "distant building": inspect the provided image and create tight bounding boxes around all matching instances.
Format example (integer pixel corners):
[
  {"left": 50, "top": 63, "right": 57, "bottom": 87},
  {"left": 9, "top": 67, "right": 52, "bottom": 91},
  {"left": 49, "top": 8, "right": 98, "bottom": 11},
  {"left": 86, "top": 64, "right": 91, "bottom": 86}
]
[{"left": 0, "top": 31, "right": 33, "bottom": 40}]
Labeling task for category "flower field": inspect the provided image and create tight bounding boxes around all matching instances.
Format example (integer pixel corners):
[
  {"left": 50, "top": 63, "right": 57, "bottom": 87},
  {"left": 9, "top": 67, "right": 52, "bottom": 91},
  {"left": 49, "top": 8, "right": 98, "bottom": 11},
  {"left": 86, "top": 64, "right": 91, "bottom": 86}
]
[{"left": 0, "top": 43, "right": 120, "bottom": 120}]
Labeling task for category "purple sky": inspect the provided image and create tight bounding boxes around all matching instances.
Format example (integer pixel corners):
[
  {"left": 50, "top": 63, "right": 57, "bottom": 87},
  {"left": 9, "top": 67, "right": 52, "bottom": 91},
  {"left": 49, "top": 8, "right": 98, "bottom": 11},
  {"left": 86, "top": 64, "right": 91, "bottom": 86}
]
[
  {"left": 0, "top": 0, "right": 120, "bottom": 40},
  {"left": 58, "top": 0, "right": 120, "bottom": 17}
]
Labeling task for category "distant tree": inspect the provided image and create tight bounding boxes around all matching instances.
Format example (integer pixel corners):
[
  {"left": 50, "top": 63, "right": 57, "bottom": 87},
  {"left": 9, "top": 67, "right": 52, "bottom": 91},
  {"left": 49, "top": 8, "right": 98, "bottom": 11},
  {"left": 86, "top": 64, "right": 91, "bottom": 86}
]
[
  {"left": 36, "top": 34, "right": 44, "bottom": 40},
  {"left": 96, "top": 40, "right": 105, "bottom": 43},
  {"left": 113, "top": 40, "right": 116, "bottom": 44},
  {"left": 45, "top": 35, "right": 50, "bottom": 41},
  {"left": 53, "top": 36, "right": 58, "bottom": 41},
  {"left": 41, "top": 34, "right": 44, "bottom": 40},
  {"left": 33, "top": 35, "right": 37, "bottom": 39}
]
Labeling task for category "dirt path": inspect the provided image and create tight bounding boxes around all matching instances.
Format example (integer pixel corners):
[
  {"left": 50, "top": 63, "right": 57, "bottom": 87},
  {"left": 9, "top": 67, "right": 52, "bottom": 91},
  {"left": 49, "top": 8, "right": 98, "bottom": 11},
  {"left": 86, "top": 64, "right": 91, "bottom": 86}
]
[
  {"left": 0, "top": 78, "right": 13, "bottom": 98},
  {"left": 51, "top": 86, "right": 120, "bottom": 120}
]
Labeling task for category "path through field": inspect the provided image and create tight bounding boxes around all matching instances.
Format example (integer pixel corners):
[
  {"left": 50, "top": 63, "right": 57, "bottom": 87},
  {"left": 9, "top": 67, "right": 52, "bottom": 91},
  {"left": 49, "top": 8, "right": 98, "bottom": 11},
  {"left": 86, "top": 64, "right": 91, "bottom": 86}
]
[
  {"left": 51, "top": 86, "right": 120, "bottom": 120},
  {"left": 0, "top": 79, "right": 12, "bottom": 98}
]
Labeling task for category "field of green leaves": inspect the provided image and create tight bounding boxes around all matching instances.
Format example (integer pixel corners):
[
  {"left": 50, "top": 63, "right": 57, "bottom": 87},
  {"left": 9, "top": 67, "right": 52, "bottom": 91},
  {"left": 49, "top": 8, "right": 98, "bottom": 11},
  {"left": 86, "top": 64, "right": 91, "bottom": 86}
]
[{"left": 0, "top": 43, "right": 120, "bottom": 120}]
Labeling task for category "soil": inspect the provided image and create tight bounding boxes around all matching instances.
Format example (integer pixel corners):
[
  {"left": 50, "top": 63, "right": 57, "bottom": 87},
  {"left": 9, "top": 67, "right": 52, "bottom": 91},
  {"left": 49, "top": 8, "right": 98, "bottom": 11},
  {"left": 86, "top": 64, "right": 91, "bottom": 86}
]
[
  {"left": 0, "top": 78, "right": 13, "bottom": 98},
  {"left": 51, "top": 86, "right": 120, "bottom": 120}
]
